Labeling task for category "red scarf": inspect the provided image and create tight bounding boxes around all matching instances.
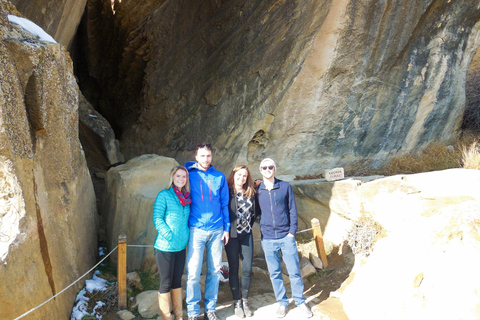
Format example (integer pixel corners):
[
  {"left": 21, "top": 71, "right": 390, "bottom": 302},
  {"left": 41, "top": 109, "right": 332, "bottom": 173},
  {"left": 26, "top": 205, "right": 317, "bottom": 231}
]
[{"left": 173, "top": 185, "right": 191, "bottom": 206}]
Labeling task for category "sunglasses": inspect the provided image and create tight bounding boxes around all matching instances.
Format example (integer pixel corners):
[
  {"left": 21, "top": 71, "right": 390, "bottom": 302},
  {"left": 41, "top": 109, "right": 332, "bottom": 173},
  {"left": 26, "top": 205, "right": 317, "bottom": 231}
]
[
  {"left": 262, "top": 166, "right": 274, "bottom": 170},
  {"left": 197, "top": 144, "right": 212, "bottom": 149}
]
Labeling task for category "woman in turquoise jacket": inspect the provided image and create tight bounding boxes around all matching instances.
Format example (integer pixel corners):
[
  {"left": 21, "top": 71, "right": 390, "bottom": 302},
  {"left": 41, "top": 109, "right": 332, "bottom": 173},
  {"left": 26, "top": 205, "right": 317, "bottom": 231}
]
[{"left": 153, "top": 165, "right": 191, "bottom": 320}]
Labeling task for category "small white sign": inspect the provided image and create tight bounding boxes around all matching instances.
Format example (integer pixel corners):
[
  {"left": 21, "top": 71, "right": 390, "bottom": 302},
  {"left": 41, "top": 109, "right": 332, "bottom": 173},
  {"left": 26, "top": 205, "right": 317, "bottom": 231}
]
[{"left": 324, "top": 167, "right": 344, "bottom": 181}]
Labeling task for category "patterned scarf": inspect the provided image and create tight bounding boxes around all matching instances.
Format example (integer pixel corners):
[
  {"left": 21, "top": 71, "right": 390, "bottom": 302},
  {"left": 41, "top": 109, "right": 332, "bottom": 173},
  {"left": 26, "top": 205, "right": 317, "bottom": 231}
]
[{"left": 173, "top": 185, "right": 191, "bottom": 206}]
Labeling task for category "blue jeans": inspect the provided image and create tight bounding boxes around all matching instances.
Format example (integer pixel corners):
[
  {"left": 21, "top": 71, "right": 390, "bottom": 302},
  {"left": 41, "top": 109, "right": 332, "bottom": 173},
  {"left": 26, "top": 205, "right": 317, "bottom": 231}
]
[
  {"left": 261, "top": 235, "right": 305, "bottom": 306},
  {"left": 186, "top": 226, "right": 224, "bottom": 316}
]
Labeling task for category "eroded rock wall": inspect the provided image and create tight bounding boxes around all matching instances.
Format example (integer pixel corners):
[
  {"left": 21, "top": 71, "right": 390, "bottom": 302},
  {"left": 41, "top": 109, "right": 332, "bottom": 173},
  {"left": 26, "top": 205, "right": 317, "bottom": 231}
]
[
  {"left": 0, "top": 4, "right": 97, "bottom": 319},
  {"left": 464, "top": 43, "right": 480, "bottom": 130},
  {"left": 81, "top": 0, "right": 480, "bottom": 176},
  {"left": 8, "top": 0, "right": 87, "bottom": 47}
]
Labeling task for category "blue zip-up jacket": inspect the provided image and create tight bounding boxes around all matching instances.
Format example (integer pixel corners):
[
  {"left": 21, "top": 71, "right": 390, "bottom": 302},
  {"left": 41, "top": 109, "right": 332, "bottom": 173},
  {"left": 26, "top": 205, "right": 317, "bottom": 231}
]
[
  {"left": 152, "top": 187, "right": 190, "bottom": 252},
  {"left": 256, "top": 178, "right": 298, "bottom": 239},
  {"left": 185, "top": 161, "right": 230, "bottom": 231}
]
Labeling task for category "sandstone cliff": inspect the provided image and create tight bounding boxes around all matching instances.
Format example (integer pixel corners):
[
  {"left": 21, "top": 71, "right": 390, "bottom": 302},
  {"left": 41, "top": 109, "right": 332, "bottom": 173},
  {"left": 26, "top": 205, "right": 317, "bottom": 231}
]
[
  {"left": 77, "top": 0, "right": 480, "bottom": 176},
  {"left": 9, "top": 0, "right": 87, "bottom": 47},
  {"left": 0, "top": 4, "right": 97, "bottom": 319}
]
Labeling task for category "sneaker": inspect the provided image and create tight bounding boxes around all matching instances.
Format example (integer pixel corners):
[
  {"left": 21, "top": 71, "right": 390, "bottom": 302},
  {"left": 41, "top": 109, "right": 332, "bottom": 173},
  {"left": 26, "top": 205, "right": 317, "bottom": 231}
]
[
  {"left": 242, "top": 299, "right": 253, "bottom": 317},
  {"left": 204, "top": 311, "right": 221, "bottom": 320},
  {"left": 276, "top": 304, "right": 287, "bottom": 318},
  {"left": 298, "top": 303, "right": 313, "bottom": 318},
  {"left": 234, "top": 300, "right": 245, "bottom": 318}
]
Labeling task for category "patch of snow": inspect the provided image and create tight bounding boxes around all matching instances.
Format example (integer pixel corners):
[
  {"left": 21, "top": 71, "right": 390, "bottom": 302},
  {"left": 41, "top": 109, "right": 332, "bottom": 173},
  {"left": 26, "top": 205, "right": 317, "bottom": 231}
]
[
  {"left": 7, "top": 15, "right": 56, "bottom": 43},
  {"left": 71, "top": 288, "right": 89, "bottom": 320},
  {"left": 0, "top": 157, "right": 26, "bottom": 263},
  {"left": 85, "top": 271, "right": 108, "bottom": 293},
  {"left": 71, "top": 270, "right": 109, "bottom": 320}
]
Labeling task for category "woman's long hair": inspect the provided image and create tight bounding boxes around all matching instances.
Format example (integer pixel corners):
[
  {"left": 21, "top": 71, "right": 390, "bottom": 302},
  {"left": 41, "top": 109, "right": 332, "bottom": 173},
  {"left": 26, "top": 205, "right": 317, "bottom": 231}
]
[
  {"left": 168, "top": 166, "right": 190, "bottom": 193},
  {"left": 227, "top": 165, "right": 255, "bottom": 198}
]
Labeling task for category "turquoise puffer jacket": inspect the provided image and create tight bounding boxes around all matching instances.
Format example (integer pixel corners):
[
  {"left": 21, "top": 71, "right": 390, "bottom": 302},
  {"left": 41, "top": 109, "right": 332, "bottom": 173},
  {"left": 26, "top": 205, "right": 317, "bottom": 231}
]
[{"left": 152, "top": 187, "right": 190, "bottom": 252}]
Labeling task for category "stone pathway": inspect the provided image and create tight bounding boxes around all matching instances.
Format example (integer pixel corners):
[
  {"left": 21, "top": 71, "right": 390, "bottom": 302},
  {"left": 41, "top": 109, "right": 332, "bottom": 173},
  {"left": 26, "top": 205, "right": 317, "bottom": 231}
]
[{"left": 203, "top": 293, "right": 324, "bottom": 320}]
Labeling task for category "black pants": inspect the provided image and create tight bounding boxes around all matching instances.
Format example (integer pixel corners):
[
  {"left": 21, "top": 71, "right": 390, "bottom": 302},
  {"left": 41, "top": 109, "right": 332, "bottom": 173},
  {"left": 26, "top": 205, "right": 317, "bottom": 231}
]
[
  {"left": 224, "top": 233, "right": 254, "bottom": 300},
  {"left": 155, "top": 248, "right": 186, "bottom": 293}
]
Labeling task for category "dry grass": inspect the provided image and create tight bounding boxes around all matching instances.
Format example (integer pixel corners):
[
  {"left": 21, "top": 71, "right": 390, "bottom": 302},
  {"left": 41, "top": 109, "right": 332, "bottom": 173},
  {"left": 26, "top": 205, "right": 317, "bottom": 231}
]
[
  {"left": 461, "top": 140, "right": 480, "bottom": 169},
  {"left": 379, "top": 142, "right": 461, "bottom": 175},
  {"left": 344, "top": 134, "right": 480, "bottom": 177}
]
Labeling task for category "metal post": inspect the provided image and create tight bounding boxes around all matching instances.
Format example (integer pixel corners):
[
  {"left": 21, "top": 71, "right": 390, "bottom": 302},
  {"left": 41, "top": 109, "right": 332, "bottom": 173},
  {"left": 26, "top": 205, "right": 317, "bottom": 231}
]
[
  {"left": 311, "top": 218, "right": 328, "bottom": 268},
  {"left": 118, "top": 234, "right": 127, "bottom": 310}
]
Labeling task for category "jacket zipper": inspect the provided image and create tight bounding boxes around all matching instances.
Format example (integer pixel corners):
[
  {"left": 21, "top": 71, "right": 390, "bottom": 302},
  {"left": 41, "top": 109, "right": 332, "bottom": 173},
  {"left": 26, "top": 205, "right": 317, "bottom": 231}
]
[
  {"left": 208, "top": 180, "right": 212, "bottom": 201},
  {"left": 269, "top": 190, "right": 277, "bottom": 238}
]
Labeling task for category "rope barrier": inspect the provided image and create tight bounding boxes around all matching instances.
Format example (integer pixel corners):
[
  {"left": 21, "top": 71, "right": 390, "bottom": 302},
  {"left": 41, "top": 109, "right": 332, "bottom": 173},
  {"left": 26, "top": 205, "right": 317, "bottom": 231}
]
[
  {"left": 125, "top": 226, "right": 314, "bottom": 247},
  {"left": 297, "top": 227, "right": 313, "bottom": 234},
  {"left": 12, "top": 246, "right": 118, "bottom": 320},
  {"left": 126, "top": 244, "right": 152, "bottom": 248},
  {"left": 11, "top": 225, "right": 317, "bottom": 319}
]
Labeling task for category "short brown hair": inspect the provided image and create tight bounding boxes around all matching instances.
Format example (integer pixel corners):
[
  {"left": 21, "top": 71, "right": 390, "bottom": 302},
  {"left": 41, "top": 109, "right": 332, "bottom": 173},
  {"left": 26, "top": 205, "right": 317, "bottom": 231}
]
[{"left": 195, "top": 143, "right": 212, "bottom": 155}]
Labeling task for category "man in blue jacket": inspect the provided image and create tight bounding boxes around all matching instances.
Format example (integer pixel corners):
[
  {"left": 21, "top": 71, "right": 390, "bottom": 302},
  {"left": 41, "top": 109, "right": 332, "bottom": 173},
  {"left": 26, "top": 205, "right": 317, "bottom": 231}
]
[
  {"left": 257, "top": 158, "right": 313, "bottom": 318},
  {"left": 185, "top": 144, "right": 230, "bottom": 320}
]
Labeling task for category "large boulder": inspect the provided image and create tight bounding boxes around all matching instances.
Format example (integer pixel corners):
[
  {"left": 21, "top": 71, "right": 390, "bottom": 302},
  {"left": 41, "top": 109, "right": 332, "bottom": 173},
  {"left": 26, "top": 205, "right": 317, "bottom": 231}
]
[
  {"left": 79, "top": 0, "right": 480, "bottom": 176},
  {"left": 78, "top": 91, "right": 124, "bottom": 169},
  {"left": 104, "top": 154, "right": 179, "bottom": 272},
  {"left": 291, "top": 169, "right": 480, "bottom": 319},
  {"left": 0, "top": 4, "right": 97, "bottom": 319},
  {"left": 342, "top": 169, "right": 480, "bottom": 319}
]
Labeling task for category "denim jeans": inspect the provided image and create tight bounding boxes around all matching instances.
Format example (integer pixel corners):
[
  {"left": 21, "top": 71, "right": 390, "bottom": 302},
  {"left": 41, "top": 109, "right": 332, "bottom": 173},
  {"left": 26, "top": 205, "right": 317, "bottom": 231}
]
[
  {"left": 186, "top": 226, "right": 224, "bottom": 316},
  {"left": 261, "top": 235, "right": 305, "bottom": 306}
]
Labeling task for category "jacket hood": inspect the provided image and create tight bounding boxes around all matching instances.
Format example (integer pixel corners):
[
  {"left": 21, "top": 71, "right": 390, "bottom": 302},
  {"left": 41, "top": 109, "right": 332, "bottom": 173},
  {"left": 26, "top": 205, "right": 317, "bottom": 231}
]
[{"left": 185, "top": 161, "right": 216, "bottom": 172}]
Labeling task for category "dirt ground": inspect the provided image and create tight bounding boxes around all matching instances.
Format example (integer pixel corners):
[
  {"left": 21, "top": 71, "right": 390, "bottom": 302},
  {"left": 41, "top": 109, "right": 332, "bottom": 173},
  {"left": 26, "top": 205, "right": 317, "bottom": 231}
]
[
  {"left": 95, "top": 241, "right": 354, "bottom": 320},
  {"left": 214, "top": 242, "right": 354, "bottom": 320}
]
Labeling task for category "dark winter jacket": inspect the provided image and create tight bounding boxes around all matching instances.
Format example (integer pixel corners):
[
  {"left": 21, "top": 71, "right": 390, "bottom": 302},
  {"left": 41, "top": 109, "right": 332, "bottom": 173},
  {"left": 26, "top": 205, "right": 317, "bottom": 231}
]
[
  {"left": 256, "top": 178, "right": 298, "bottom": 239},
  {"left": 185, "top": 161, "right": 230, "bottom": 231},
  {"left": 228, "top": 191, "right": 257, "bottom": 238}
]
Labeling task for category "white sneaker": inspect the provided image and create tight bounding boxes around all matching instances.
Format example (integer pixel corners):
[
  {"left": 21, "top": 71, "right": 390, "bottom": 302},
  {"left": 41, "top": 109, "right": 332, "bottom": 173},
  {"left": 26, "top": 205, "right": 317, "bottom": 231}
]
[{"left": 298, "top": 303, "right": 313, "bottom": 318}]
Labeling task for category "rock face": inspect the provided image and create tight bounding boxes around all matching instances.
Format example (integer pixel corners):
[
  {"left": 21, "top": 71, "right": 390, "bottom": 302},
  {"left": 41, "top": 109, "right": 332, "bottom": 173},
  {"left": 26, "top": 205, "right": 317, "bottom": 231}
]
[
  {"left": 464, "top": 44, "right": 480, "bottom": 130},
  {"left": 0, "top": 4, "right": 97, "bottom": 320},
  {"left": 78, "top": 90, "right": 124, "bottom": 168},
  {"left": 292, "top": 169, "right": 480, "bottom": 319},
  {"left": 79, "top": 0, "right": 480, "bottom": 176},
  {"left": 104, "top": 154, "right": 178, "bottom": 272},
  {"left": 8, "top": 0, "right": 87, "bottom": 47}
]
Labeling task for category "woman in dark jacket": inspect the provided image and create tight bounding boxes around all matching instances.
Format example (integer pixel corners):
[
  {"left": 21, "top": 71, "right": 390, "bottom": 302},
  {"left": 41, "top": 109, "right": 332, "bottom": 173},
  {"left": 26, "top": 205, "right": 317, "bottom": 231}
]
[{"left": 225, "top": 165, "right": 257, "bottom": 318}]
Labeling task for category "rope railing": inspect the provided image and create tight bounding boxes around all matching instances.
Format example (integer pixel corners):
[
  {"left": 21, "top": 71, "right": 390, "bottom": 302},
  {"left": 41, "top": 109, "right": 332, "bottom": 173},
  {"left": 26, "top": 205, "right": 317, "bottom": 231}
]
[
  {"left": 12, "top": 246, "right": 119, "bottom": 320},
  {"left": 11, "top": 219, "right": 327, "bottom": 319},
  {"left": 116, "top": 218, "right": 327, "bottom": 310}
]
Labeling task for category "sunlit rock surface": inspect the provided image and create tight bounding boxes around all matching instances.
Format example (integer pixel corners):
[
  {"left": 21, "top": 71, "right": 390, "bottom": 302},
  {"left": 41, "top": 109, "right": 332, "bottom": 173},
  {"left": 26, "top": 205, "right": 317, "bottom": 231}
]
[
  {"left": 0, "top": 4, "right": 97, "bottom": 319},
  {"left": 104, "top": 154, "right": 178, "bottom": 272}
]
